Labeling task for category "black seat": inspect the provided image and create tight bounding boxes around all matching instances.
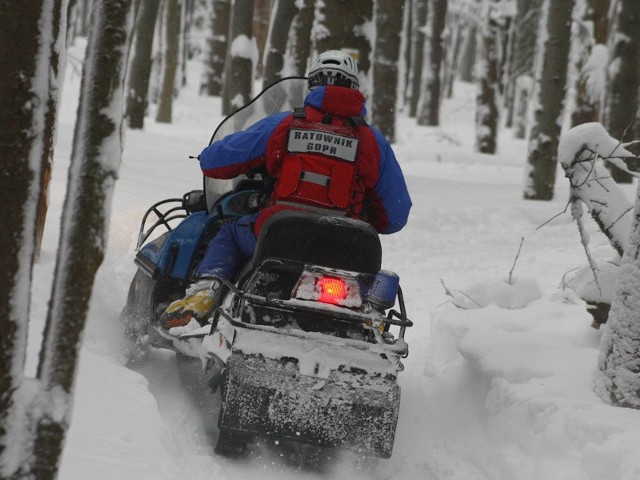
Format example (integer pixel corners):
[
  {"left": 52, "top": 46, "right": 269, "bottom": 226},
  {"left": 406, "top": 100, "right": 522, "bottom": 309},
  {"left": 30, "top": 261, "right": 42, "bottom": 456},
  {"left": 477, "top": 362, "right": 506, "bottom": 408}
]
[{"left": 250, "top": 211, "right": 382, "bottom": 275}]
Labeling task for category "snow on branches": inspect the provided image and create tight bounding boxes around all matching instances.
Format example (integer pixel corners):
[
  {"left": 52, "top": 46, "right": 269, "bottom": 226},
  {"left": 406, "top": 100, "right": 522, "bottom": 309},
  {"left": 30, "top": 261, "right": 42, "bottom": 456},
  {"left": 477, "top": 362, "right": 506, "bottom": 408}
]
[{"left": 558, "top": 122, "right": 637, "bottom": 324}]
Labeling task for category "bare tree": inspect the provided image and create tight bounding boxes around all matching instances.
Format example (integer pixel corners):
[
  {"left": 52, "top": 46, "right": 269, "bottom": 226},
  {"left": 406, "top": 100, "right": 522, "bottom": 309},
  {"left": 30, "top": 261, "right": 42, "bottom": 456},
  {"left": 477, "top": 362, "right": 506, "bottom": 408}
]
[
  {"left": 0, "top": 0, "right": 67, "bottom": 474},
  {"left": 523, "top": 0, "right": 575, "bottom": 201},
  {"left": 253, "top": 0, "right": 270, "bottom": 76},
  {"left": 416, "top": 0, "right": 447, "bottom": 126},
  {"left": 408, "top": 0, "right": 428, "bottom": 117},
  {"left": 441, "top": 9, "right": 464, "bottom": 100},
  {"left": 372, "top": 0, "right": 405, "bottom": 142},
  {"left": 126, "top": 0, "right": 161, "bottom": 128},
  {"left": 313, "top": 0, "right": 374, "bottom": 94},
  {"left": 156, "top": 0, "right": 181, "bottom": 123},
  {"left": 475, "top": 0, "right": 500, "bottom": 154},
  {"left": 286, "top": 0, "right": 314, "bottom": 76},
  {"left": 27, "top": 0, "right": 133, "bottom": 476},
  {"left": 223, "top": 0, "right": 255, "bottom": 114},
  {"left": 262, "top": 0, "right": 298, "bottom": 88},
  {"left": 504, "top": 0, "right": 541, "bottom": 128},
  {"left": 456, "top": 2, "right": 479, "bottom": 83},
  {"left": 570, "top": 0, "right": 609, "bottom": 128},
  {"left": 512, "top": 74, "right": 534, "bottom": 139},
  {"left": 602, "top": 0, "right": 640, "bottom": 183},
  {"left": 180, "top": 0, "right": 196, "bottom": 87},
  {"left": 1, "top": 0, "right": 134, "bottom": 476},
  {"left": 200, "top": 0, "right": 231, "bottom": 96},
  {"left": 35, "top": 0, "right": 68, "bottom": 261}
]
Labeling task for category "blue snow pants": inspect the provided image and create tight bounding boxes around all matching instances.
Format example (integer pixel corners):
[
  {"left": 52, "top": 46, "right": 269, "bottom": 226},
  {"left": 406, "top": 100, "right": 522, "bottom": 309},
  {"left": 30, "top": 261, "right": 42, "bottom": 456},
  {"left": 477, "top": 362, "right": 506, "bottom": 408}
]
[{"left": 194, "top": 213, "right": 259, "bottom": 281}]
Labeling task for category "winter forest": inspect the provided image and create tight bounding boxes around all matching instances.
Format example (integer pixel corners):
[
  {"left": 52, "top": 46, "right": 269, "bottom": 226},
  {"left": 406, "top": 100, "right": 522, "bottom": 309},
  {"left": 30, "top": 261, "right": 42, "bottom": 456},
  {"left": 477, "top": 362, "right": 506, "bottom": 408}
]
[{"left": 2, "top": 0, "right": 640, "bottom": 478}]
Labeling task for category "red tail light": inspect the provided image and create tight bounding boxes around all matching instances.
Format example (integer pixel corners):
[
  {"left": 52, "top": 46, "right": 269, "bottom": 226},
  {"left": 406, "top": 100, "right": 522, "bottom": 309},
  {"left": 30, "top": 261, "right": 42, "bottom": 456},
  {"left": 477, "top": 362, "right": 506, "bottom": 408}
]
[
  {"left": 317, "top": 276, "right": 347, "bottom": 304},
  {"left": 291, "top": 267, "right": 363, "bottom": 308}
]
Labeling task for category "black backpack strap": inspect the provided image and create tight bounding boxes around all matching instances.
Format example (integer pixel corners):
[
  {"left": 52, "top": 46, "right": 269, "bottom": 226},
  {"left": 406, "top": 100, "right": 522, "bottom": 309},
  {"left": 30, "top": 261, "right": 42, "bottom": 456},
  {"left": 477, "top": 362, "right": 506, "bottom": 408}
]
[{"left": 347, "top": 115, "right": 367, "bottom": 127}]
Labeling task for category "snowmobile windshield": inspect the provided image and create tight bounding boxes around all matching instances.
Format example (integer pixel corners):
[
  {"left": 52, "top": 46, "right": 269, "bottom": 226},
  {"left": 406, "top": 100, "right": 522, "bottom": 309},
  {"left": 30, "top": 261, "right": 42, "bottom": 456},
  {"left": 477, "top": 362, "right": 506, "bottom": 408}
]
[{"left": 204, "top": 77, "right": 308, "bottom": 210}]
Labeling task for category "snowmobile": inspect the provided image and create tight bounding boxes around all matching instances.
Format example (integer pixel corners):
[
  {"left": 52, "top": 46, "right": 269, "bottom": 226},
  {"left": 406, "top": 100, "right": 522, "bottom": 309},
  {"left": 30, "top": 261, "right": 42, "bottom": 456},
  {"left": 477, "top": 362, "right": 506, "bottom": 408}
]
[{"left": 120, "top": 77, "right": 412, "bottom": 460}]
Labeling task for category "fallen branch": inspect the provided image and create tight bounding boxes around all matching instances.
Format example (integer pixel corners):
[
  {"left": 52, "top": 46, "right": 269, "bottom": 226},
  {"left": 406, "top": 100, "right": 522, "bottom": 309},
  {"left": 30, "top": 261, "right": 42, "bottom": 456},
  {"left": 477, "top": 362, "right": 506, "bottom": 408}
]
[
  {"left": 508, "top": 237, "right": 525, "bottom": 285},
  {"left": 440, "top": 279, "right": 483, "bottom": 309}
]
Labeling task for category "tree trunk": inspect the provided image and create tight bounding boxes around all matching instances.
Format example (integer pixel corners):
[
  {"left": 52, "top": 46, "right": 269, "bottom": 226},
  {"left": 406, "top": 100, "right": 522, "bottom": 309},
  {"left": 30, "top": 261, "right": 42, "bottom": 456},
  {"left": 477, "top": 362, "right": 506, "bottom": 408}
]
[
  {"left": 417, "top": 0, "right": 447, "bottom": 126},
  {"left": 313, "top": 0, "right": 374, "bottom": 94},
  {"left": 457, "top": 20, "right": 477, "bottom": 83},
  {"left": 504, "top": 0, "right": 542, "bottom": 128},
  {"left": 602, "top": 0, "right": 640, "bottom": 183},
  {"left": 409, "top": 0, "right": 428, "bottom": 117},
  {"left": 597, "top": 180, "right": 640, "bottom": 409},
  {"left": 512, "top": 74, "right": 533, "bottom": 139},
  {"left": 287, "top": 0, "right": 314, "bottom": 76},
  {"left": 21, "top": 0, "right": 134, "bottom": 477},
  {"left": 35, "top": 0, "right": 68, "bottom": 262},
  {"left": 200, "top": 0, "right": 231, "bottom": 96},
  {"left": 442, "top": 14, "right": 463, "bottom": 99},
  {"left": 475, "top": 0, "right": 499, "bottom": 154},
  {"left": 523, "top": 0, "right": 574, "bottom": 201},
  {"left": 372, "top": 0, "right": 405, "bottom": 142},
  {"left": 126, "top": 0, "right": 161, "bottom": 129},
  {"left": 223, "top": 0, "right": 255, "bottom": 114},
  {"left": 253, "top": 0, "right": 270, "bottom": 76},
  {"left": 156, "top": 0, "right": 181, "bottom": 123},
  {"left": 0, "top": 0, "right": 66, "bottom": 474},
  {"left": 262, "top": 0, "right": 298, "bottom": 89},
  {"left": 570, "top": 0, "right": 609, "bottom": 128},
  {"left": 79, "top": 0, "right": 92, "bottom": 35},
  {"left": 181, "top": 0, "right": 196, "bottom": 87}
]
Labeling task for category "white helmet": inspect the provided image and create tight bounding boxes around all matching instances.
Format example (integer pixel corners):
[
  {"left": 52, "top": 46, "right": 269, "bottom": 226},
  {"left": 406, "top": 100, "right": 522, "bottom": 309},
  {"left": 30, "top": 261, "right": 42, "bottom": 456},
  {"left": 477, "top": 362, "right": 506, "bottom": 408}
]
[{"left": 308, "top": 50, "right": 359, "bottom": 90}]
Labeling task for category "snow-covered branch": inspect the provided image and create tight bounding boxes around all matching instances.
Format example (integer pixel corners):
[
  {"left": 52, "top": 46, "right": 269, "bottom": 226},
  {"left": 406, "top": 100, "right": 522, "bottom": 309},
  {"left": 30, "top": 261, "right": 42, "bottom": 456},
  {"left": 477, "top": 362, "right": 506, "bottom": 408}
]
[{"left": 558, "top": 122, "right": 636, "bottom": 258}]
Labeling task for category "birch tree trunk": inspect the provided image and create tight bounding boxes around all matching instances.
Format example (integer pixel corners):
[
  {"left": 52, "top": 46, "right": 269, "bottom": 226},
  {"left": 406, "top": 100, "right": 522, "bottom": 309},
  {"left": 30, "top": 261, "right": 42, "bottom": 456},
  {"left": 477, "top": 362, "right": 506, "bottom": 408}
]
[
  {"left": 223, "top": 0, "right": 255, "bottom": 114},
  {"left": 602, "top": 0, "right": 640, "bottom": 183},
  {"left": 200, "top": 0, "right": 231, "bottom": 96},
  {"left": 156, "top": 0, "right": 181, "bottom": 123},
  {"left": 475, "top": 0, "right": 499, "bottom": 154},
  {"left": 372, "top": 0, "right": 405, "bottom": 142},
  {"left": 416, "top": 0, "right": 447, "bottom": 126},
  {"left": 126, "top": 0, "right": 161, "bottom": 128},
  {"left": 0, "top": 1, "right": 66, "bottom": 474},
  {"left": 262, "top": 0, "right": 298, "bottom": 88},
  {"left": 523, "top": 0, "right": 575, "bottom": 201},
  {"left": 18, "top": 0, "right": 134, "bottom": 477}
]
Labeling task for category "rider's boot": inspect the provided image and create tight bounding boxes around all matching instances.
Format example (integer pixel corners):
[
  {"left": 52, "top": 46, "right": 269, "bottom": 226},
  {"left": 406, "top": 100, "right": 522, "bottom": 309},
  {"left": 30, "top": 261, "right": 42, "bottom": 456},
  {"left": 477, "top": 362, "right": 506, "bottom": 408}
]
[{"left": 159, "top": 278, "right": 222, "bottom": 334}]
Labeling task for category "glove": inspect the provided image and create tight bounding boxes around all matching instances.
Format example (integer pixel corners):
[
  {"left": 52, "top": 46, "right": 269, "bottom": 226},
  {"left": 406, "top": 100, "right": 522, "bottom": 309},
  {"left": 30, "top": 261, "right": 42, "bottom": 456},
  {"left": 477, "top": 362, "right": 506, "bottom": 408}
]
[{"left": 159, "top": 279, "right": 221, "bottom": 331}]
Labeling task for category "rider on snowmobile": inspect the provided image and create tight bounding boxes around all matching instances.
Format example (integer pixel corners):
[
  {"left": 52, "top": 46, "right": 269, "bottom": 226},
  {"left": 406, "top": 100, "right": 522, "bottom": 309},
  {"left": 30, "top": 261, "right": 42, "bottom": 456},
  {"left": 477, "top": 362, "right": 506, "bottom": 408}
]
[{"left": 160, "top": 50, "right": 412, "bottom": 333}]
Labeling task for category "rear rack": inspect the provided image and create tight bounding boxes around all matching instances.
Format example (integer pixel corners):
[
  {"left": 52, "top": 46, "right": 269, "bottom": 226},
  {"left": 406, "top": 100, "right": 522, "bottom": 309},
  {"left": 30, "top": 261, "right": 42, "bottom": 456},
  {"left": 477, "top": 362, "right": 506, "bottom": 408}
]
[
  {"left": 213, "top": 267, "right": 413, "bottom": 355},
  {"left": 136, "top": 198, "right": 187, "bottom": 249}
]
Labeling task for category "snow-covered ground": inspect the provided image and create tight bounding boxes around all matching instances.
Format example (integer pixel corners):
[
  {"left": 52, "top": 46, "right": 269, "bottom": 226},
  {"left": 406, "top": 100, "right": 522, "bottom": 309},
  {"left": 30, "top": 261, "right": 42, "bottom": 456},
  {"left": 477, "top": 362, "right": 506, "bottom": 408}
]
[{"left": 29, "top": 44, "right": 640, "bottom": 479}]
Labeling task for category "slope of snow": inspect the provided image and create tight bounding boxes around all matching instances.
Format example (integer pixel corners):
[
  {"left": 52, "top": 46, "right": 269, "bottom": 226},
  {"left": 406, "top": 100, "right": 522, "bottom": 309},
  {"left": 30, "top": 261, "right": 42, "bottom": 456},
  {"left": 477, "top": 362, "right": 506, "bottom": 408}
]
[{"left": 28, "top": 42, "right": 640, "bottom": 479}]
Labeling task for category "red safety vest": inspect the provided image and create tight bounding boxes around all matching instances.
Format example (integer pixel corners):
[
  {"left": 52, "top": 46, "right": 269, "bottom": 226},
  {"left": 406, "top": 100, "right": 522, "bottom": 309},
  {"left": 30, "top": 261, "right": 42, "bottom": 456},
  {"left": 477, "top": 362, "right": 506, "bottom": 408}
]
[{"left": 270, "top": 110, "right": 369, "bottom": 217}]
